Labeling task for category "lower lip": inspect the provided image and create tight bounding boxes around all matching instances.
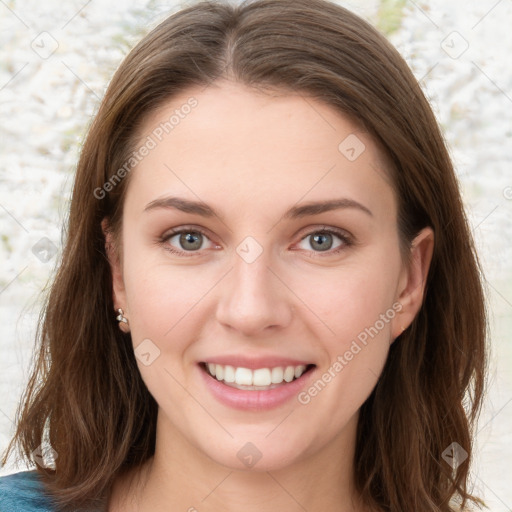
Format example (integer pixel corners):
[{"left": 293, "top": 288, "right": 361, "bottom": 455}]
[{"left": 198, "top": 364, "right": 316, "bottom": 411}]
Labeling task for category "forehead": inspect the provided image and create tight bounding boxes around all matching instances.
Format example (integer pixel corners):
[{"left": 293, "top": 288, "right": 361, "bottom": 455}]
[{"left": 125, "top": 79, "right": 396, "bottom": 221}]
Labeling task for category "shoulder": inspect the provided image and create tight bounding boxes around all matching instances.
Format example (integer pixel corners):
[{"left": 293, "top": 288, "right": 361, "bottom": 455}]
[{"left": 0, "top": 470, "right": 57, "bottom": 512}]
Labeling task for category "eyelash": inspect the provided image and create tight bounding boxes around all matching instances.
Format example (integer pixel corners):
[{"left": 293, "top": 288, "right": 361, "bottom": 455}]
[{"left": 158, "top": 225, "right": 354, "bottom": 258}]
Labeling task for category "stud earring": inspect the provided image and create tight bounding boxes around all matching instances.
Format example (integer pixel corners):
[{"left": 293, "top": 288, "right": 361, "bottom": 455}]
[
  {"left": 116, "top": 308, "right": 130, "bottom": 333},
  {"left": 116, "top": 308, "right": 128, "bottom": 324}
]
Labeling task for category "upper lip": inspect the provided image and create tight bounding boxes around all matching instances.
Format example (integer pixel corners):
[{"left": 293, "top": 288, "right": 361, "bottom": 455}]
[{"left": 200, "top": 355, "right": 316, "bottom": 370}]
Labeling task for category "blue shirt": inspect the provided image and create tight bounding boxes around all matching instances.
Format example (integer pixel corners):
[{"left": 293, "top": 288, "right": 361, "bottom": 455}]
[
  {"left": 0, "top": 471, "right": 57, "bottom": 512},
  {"left": 0, "top": 471, "right": 107, "bottom": 512}
]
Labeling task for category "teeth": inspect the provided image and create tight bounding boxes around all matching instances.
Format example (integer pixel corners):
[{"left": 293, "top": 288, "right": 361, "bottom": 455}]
[
  {"left": 271, "top": 367, "right": 284, "bottom": 384},
  {"left": 253, "top": 368, "right": 271, "bottom": 386},
  {"left": 205, "top": 363, "right": 309, "bottom": 387},
  {"left": 235, "top": 367, "right": 253, "bottom": 386},
  {"left": 284, "top": 366, "right": 295, "bottom": 382},
  {"left": 223, "top": 365, "right": 235, "bottom": 383}
]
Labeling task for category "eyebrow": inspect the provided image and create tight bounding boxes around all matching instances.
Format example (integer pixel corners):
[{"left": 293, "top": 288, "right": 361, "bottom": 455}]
[{"left": 143, "top": 196, "right": 373, "bottom": 219}]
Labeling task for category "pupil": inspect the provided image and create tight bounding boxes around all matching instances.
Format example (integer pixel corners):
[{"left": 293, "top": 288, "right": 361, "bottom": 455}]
[
  {"left": 180, "top": 232, "right": 202, "bottom": 250},
  {"left": 312, "top": 233, "right": 332, "bottom": 251}
]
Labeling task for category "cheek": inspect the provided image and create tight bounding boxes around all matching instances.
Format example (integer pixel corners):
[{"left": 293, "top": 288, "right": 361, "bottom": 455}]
[
  {"left": 286, "top": 256, "right": 399, "bottom": 397},
  {"left": 120, "top": 226, "right": 212, "bottom": 335},
  {"left": 122, "top": 260, "right": 211, "bottom": 410},
  {"left": 124, "top": 263, "right": 209, "bottom": 340},
  {"left": 290, "top": 268, "right": 396, "bottom": 430},
  {"left": 290, "top": 261, "right": 399, "bottom": 343}
]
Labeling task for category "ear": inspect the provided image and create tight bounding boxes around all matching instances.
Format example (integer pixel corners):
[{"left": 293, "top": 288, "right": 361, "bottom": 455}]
[
  {"left": 391, "top": 227, "right": 434, "bottom": 340},
  {"left": 101, "top": 218, "right": 127, "bottom": 312}
]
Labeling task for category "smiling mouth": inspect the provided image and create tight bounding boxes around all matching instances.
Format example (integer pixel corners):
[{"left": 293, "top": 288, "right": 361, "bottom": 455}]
[{"left": 199, "top": 362, "right": 316, "bottom": 390}]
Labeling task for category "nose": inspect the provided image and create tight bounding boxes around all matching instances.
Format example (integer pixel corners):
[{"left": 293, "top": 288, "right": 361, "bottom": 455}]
[{"left": 215, "top": 245, "right": 293, "bottom": 337}]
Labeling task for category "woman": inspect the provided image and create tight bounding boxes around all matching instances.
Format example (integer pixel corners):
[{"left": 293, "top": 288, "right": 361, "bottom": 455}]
[{"left": 0, "top": 0, "right": 487, "bottom": 510}]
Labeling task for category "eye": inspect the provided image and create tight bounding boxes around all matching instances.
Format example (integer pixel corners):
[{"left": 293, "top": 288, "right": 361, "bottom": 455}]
[
  {"left": 295, "top": 227, "right": 353, "bottom": 256},
  {"left": 160, "top": 227, "right": 218, "bottom": 256},
  {"left": 159, "top": 225, "right": 353, "bottom": 258}
]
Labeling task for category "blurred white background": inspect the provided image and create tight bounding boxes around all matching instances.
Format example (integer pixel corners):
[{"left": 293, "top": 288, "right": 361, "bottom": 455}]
[{"left": 0, "top": 0, "right": 511, "bottom": 509}]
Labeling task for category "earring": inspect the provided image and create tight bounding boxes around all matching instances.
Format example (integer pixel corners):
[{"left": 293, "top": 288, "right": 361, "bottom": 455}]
[
  {"left": 116, "top": 308, "right": 128, "bottom": 324},
  {"left": 116, "top": 308, "right": 130, "bottom": 333}
]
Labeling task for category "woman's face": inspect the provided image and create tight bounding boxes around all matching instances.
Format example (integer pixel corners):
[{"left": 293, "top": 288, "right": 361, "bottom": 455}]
[{"left": 107, "top": 79, "right": 432, "bottom": 472}]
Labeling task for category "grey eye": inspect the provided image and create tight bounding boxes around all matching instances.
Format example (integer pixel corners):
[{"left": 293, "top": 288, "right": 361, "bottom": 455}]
[
  {"left": 170, "top": 231, "right": 205, "bottom": 251},
  {"left": 309, "top": 233, "right": 334, "bottom": 251},
  {"left": 296, "top": 231, "right": 345, "bottom": 252}
]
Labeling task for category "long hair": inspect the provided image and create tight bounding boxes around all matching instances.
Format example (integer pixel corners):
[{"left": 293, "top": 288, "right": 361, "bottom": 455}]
[{"left": 2, "top": 1, "right": 487, "bottom": 510}]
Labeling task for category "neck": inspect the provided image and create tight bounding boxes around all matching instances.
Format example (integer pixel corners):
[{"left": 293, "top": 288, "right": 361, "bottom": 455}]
[{"left": 108, "top": 411, "right": 363, "bottom": 512}]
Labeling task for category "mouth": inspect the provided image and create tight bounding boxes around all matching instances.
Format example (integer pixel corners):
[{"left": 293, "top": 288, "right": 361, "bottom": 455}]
[{"left": 199, "top": 361, "right": 317, "bottom": 391}]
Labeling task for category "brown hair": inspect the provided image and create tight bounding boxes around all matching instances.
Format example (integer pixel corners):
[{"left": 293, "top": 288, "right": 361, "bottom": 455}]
[{"left": 2, "top": 0, "right": 487, "bottom": 510}]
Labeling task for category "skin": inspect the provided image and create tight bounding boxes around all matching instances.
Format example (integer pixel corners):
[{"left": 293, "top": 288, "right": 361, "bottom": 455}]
[{"left": 104, "top": 79, "right": 434, "bottom": 512}]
